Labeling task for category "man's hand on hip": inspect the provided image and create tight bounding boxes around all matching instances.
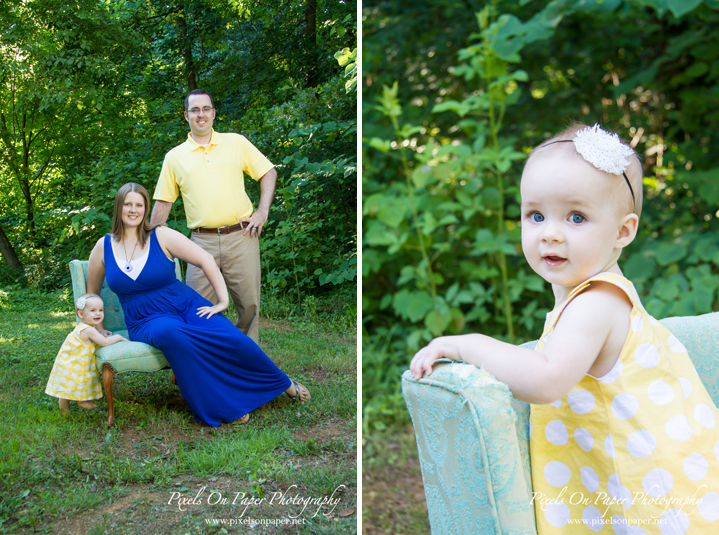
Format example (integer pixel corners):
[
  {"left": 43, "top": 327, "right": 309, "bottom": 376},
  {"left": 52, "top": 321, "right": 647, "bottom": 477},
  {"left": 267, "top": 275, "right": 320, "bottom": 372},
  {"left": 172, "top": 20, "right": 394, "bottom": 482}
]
[{"left": 241, "top": 210, "right": 268, "bottom": 238}]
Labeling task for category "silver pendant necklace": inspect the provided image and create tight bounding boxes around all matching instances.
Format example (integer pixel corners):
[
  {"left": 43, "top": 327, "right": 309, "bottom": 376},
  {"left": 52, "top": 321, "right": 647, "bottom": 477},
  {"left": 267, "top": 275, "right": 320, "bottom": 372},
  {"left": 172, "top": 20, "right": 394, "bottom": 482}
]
[{"left": 123, "top": 238, "right": 139, "bottom": 272}]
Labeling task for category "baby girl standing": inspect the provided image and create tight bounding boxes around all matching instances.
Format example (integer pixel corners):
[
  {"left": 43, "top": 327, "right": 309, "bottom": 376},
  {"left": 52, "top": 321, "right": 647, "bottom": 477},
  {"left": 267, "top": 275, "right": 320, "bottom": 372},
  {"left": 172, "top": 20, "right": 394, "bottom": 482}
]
[
  {"left": 45, "top": 293, "right": 126, "bottom": 414},
  {"left": 410, "top": 124, "right": 719, "bottom": 533}
]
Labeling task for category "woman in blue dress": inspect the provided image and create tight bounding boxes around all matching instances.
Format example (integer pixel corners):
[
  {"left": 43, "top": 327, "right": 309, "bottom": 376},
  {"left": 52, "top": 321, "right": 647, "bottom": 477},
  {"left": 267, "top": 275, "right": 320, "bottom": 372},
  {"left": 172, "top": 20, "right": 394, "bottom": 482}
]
[{"left": 87, "top": 182, "right": 310, "bottom": 426}]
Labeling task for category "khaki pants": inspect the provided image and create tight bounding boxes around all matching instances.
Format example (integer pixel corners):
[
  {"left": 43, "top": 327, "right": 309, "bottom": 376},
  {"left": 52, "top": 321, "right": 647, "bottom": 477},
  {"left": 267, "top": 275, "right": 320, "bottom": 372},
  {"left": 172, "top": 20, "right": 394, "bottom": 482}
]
[{"left": 187, "top": 230, "right": 261, "bottom": 344}]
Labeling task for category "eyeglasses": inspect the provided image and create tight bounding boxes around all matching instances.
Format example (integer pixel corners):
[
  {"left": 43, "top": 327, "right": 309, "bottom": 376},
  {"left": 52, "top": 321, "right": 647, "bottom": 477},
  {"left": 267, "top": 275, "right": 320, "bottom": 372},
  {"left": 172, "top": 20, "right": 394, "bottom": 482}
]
[{"left": 187, "top": 106, "right": 214, "bottom": 114}]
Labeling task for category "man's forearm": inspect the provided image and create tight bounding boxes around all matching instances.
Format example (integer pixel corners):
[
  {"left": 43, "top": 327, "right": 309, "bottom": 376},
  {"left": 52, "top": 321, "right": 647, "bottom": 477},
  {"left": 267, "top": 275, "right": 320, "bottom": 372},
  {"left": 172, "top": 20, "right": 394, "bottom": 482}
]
[
  {"left": 150, "top": 200, "right": 173, "bottom": 226},
  {"left": 256, "top": 168, "right": 277, "bottom": 215}
]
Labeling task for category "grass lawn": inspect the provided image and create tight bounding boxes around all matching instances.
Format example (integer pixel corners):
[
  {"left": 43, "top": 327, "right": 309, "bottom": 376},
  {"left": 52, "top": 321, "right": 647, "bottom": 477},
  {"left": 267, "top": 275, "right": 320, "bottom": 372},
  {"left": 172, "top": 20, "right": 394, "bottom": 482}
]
[{"left": 0, "top": 286, "right": 357, "bottom": 534}]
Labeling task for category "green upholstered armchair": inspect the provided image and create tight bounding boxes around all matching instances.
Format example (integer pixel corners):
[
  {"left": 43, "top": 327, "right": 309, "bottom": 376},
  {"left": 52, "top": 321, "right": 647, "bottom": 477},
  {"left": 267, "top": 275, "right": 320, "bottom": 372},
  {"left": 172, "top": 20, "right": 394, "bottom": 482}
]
[
  {"left": 401, "top": 312, "right": 719, "bottom": 535},
  {"left": 69, "top": 259, "right": 183, "bottom": 426}
]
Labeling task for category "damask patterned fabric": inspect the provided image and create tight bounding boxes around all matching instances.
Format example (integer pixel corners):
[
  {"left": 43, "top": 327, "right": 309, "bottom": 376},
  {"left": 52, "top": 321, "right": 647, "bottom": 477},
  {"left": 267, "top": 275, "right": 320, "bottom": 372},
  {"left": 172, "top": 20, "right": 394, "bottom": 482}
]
[
  {"left": 402, "top": 362, "right": 537, "bottom": 535},
  {"left": 660, "top": 314, "right": 719, "bottom": 406},
  {"left": 69, "top": 259, "right": 180, "bottom": 374},
  {"left": 93, "top": 329, "right": 172, "bottom": 374},
  {"left": 402, "top": 311, "right": 719, "bottom": 535}
]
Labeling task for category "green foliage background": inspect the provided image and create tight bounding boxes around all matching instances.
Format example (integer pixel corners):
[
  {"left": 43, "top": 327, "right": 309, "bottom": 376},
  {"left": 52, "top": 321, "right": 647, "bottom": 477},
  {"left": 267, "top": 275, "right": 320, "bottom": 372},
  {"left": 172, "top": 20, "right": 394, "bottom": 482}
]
[
  {"left": 0, "top": 0, "right": 357, "bottom": 305},
  {"left": 362, "top": 0, "right": 719, "bottom": 432}
]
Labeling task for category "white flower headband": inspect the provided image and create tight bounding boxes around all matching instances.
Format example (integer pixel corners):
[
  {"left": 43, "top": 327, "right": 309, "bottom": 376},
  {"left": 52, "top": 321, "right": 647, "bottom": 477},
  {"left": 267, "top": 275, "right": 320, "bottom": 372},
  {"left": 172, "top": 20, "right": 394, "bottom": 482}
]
[
  {"left": 75, "top": 296, "right": 88, "bottom": 310},
  {"left": 545, "top": 124, "right": 636, "bottom": 210},
  {"left": 573, "top": 124, "right": 634, "bottom": 175}
]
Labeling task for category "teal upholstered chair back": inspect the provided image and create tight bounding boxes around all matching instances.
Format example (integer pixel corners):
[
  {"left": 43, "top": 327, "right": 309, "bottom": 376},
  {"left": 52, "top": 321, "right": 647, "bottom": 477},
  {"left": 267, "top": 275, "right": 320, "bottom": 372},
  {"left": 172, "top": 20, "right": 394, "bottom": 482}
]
[
  {"left": 402, "top": 312, "right": 719, "bottom": 535},
  {"left": 69, "top": 259, "right": 182, "bottom": 331},
  {"left": 403, "top": 364, "right": 537, "bottom": 535},
  {"left": 660, "top": 313, "right": 719, "bottom": 405}
]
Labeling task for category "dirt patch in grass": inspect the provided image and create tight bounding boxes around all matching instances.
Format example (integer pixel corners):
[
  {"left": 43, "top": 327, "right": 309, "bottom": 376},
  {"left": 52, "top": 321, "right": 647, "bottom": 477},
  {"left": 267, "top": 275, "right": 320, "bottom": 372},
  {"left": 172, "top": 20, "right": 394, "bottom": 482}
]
[
  {"left": 294, "top": 418, "right": 349, "bottom": 442},
  {"left": 113, "top": 428, "right": 179, "bottom": 461},
  {"left": 362, "top": 469, "right": 428, "bottom": 535},
  {"left": 292, "top": 417, "right": 357, "bottom": 467},
  {"left": 39, "top": 423, "right": 356, "bottom": 535},
  {"left": 259, "top": 318, "right": 294, "bottom": 332},
  {"left": 338, "top": 330, "right": 356, "bottom": 347},
  {"left": 44, "top": 476, "right": 355, "bottom": 535},
  {"left": 362, "top": 426, "right": 430, "bottom": 535},
  {"left": 120, "top": 419, "right": 195, "bottom": 443},
  {"left": 156, "top": 393, "right": 192, "bottom": 411},
  {"left": 304, "top": 366, "right": 334, "bottom": 384}
]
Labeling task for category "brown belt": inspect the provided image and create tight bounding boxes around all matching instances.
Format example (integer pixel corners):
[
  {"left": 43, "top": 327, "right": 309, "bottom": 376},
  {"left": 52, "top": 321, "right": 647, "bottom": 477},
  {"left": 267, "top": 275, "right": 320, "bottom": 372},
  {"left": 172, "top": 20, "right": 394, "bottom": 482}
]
[{"left": 193, "top": 221, "right": 248, "bottom": 235}]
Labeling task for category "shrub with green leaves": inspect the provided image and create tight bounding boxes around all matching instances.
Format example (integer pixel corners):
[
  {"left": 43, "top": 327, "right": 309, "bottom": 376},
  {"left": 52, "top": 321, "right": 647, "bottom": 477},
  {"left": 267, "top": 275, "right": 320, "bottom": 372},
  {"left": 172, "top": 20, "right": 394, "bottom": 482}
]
[
  {"left": 363, "top": 7, "right": 552, "bottom": 431},
  {"left": 362, "top": 0, "right": 719, "bottom": 431},
  {"left": 238, "top": 68, "right": 357, "bottom": 304}
]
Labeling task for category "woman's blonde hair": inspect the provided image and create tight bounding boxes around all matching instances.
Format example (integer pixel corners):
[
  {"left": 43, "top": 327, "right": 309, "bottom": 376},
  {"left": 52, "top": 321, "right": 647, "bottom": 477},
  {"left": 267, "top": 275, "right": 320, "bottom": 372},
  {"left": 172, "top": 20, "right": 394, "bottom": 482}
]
[{"left": 111, "top": 182, "right": 154, "bottom": 247}]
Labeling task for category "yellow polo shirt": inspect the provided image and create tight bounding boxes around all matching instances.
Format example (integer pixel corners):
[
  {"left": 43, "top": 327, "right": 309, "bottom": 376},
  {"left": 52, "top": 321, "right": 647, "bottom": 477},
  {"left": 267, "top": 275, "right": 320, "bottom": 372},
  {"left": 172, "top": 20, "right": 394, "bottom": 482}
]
[{"left": 154, "top": 131, "right": 275, "bottom": 229}]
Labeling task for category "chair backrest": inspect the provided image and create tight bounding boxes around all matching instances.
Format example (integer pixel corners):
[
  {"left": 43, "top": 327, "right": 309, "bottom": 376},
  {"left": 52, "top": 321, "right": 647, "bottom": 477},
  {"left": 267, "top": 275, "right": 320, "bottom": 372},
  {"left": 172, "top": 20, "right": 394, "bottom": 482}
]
[
  {"left": 69, "top": 259, "right": 182, "bottom": 332},
  {"left": 660, "top": 312, "right": 719, "bottom": 406}
]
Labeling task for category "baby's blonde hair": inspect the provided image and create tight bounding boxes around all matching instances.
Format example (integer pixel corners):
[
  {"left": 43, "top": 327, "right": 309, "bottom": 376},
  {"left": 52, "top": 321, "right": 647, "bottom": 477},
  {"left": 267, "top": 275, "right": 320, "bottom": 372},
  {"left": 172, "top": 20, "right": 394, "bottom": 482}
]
[
  {"left": 75, "top": 293, "right": 101, "bottom": 312},
  {"left": 526, "top": 123, "right": 643, "bottom": 218}
]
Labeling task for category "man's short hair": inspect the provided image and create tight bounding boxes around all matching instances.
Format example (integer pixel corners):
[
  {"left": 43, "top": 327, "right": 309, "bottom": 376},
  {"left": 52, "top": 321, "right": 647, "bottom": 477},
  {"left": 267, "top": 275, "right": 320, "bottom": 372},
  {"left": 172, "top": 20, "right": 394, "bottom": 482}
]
[{"left": 185, "top": 89, "right": 214, "bottom": 111}]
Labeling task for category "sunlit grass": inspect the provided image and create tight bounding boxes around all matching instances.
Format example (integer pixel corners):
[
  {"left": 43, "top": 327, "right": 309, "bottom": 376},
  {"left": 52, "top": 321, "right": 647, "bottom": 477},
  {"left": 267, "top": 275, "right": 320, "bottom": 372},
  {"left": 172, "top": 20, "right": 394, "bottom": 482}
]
[{"left": 0, "top": 286, "right": 357, "bottom": 533}]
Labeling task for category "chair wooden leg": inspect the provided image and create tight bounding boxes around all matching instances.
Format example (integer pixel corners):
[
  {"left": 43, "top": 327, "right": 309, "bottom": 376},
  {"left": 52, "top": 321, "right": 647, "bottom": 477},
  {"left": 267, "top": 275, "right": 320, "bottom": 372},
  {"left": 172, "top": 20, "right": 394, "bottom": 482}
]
[
  {"left": 171, "top": 371, "right": 177, "bottom": 385},
  {"left": 102, "top": 365, "right": 115, "bottom": 426}
]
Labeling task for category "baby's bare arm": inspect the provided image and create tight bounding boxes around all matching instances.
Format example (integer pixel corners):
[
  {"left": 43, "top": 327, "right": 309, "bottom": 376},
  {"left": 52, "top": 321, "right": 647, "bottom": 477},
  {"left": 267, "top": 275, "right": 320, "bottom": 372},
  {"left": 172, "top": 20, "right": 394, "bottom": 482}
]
[
  {"left": 410, "top": 283, "right": 631, "bottom": 404},
  {"left": 410, "top": 334, "right": 557, "bottom": 403},
  {"left": 83, "top": 328, "right": 127, "bottom": 347}
]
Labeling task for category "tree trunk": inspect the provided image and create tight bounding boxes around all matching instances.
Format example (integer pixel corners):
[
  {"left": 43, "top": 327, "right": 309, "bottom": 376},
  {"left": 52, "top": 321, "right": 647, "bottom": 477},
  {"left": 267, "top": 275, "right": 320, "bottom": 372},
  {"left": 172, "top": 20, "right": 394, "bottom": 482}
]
[
  {"left": 305, "top": 0, "right": 318, "bottom": 88},
  {"left": 0, "top": 221, "right": 22, "bottom": 271},
  {"left": 178, "top": 12, "right": 197, "bottom": 91},
  {"left": 24, "top": 194, "right": 36, "bottom": 239},
  {"left": 0, "top": 114, "right": 37, "bottom": 241}
]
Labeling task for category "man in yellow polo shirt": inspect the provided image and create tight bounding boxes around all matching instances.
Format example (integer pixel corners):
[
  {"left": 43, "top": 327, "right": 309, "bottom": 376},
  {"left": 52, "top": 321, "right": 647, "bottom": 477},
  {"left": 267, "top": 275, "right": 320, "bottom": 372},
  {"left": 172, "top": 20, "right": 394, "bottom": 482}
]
[{"left": 150, "top": 89, "right": 277, "bottom": 344}]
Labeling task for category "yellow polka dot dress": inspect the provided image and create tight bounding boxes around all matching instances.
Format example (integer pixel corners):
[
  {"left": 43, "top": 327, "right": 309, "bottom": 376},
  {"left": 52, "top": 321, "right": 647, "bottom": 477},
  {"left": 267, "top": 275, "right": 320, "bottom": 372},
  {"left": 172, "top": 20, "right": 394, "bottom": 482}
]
[
  {"left": 45, "top": 323, "right": 102, "bottom": 401},
  {"left": 530, "top": 273, "right": 719, "bottom": 534}
]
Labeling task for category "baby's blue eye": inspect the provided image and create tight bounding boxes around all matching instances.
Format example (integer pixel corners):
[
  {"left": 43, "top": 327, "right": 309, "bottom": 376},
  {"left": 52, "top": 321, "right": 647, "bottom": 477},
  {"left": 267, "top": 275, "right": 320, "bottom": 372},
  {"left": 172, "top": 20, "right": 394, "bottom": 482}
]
[
  {"left": 570, "top": 214, "right": 585, "bottom": 224},
  {"left": 531, "top": 213, "right": 544, "bottom": 222}
]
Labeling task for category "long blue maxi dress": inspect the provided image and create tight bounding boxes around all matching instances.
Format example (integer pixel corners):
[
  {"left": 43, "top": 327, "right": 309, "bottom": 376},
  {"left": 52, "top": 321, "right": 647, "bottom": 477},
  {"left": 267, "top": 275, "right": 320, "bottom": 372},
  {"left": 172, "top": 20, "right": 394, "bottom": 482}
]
[{"left": 104, "top": 230, "right": 291, "bottom": 426}]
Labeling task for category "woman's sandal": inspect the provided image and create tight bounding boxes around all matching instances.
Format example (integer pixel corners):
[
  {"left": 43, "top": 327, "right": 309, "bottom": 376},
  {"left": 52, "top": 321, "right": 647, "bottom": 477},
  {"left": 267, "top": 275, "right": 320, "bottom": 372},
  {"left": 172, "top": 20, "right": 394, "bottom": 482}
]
[
  {"left": 286, "top": 379, "right": 311, "bottom": 404},
  {"left": 233, "top": 413, "right": 250, "bottom": 425}
]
